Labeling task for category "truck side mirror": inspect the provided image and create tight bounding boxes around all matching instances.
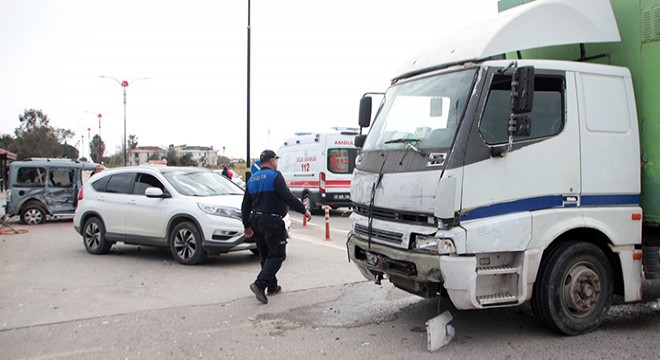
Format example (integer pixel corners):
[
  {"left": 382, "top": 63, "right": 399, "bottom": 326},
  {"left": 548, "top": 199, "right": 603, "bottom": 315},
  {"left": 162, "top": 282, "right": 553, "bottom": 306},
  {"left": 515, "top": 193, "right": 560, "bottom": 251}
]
[
  {"left": 355, "top": 134, "right": 367, "bottom": 148},
  {"left": 511, "top": 66, "right": 534, "bottom": 114},
  {"left": 358, "top": 96, "right": 372, "bottom": 128}
]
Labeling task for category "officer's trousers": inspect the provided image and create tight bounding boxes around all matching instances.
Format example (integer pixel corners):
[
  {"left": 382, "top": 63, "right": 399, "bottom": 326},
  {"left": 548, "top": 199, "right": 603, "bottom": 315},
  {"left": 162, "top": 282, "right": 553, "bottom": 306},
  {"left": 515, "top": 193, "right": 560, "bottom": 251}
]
[{"left": 250, "top": 214, "right": 287, "bottom": 291}]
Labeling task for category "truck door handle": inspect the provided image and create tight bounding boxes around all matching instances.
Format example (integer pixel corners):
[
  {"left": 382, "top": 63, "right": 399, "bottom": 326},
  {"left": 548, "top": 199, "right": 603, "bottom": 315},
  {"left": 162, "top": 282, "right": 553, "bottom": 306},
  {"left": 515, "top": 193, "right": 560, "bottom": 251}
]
[{"left": 128, "top": 200, "right": 136, "bottom": 205}]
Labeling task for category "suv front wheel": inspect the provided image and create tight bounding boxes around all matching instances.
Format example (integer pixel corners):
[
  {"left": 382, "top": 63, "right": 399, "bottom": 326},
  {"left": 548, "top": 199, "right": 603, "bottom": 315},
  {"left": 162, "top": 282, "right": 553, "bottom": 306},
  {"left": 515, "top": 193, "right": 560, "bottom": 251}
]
[{"left": 170, "top": 221, "right": 208, "bottom": 265}]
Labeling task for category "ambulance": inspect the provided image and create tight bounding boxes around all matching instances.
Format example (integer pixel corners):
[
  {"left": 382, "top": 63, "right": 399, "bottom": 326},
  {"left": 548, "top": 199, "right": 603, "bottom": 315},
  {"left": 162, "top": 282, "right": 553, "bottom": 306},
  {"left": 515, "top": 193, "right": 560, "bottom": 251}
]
[{"left": 277, "top": 129, "right": 359, "bottom": 212}]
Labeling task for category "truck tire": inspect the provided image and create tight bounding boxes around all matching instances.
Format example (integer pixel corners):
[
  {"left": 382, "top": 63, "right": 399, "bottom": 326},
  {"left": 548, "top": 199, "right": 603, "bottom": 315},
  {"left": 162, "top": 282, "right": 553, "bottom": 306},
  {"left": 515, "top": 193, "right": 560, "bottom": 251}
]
[{"left": 531, "top": 241, "right": 613, "bottom": 335}]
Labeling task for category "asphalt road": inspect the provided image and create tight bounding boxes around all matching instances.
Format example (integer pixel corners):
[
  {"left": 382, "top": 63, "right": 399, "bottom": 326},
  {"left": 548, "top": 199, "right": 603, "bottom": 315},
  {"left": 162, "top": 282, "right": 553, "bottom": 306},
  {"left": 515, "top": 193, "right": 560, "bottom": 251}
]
[{"left": 0, "top": 212, "right": 659, "bottom": 360}]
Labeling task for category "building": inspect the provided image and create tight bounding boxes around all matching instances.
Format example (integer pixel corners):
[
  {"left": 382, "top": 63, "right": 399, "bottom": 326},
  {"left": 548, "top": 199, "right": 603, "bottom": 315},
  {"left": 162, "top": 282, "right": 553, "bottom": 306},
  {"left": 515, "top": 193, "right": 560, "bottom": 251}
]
[
  {"left": 129, "top": 146, "right": 166, "bottom": 166},
  {"left": 173, "top": 145, "right": 219, "bottom": 167}
]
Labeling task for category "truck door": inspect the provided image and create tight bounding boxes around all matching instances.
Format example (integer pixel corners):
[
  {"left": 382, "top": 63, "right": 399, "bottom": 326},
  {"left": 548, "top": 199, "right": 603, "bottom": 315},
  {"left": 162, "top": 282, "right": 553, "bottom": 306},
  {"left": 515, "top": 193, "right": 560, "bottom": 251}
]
[{"left": 460, "top": 70, "right": 581, "bottom": 253}]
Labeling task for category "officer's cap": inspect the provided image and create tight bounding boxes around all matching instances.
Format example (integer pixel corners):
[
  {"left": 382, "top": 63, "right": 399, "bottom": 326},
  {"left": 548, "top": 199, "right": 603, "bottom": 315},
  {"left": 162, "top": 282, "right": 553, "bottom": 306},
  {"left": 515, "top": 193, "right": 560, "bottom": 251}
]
[{"left": 260, "top": 150, "right": 279, "bottom": 163}]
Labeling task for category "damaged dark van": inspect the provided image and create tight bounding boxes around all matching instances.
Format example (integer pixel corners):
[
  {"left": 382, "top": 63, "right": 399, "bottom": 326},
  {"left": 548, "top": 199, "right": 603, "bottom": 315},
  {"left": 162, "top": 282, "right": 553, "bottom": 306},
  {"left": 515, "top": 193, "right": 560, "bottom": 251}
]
[{"left": 5, "top": 159, "right": 100, "bottom": 224}]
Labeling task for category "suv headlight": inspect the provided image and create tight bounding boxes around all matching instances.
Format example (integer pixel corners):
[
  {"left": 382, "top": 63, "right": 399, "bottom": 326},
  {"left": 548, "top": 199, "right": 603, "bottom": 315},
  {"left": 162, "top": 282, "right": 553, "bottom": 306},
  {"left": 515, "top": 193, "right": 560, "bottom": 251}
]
[{"left": 198, "top": 203, "right": 242, "bottom": 220}]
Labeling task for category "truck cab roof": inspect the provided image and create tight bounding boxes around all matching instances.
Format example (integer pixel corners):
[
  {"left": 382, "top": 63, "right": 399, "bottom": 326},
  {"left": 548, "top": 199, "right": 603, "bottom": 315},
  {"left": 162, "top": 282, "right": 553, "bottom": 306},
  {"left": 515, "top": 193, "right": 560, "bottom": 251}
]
[{"left": 396, "top": 0, "right": 620, "bottom": 81}]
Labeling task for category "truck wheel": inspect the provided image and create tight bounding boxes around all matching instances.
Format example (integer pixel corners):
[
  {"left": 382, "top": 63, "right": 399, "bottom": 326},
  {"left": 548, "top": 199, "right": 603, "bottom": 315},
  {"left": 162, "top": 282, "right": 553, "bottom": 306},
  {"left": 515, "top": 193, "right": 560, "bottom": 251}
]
[
  {"left": 20, "top": 204, "right": 47, "bottom": 225},
  {"left": 83, "top": 217, "right": 112, "bottom": 254},
  {"left": 531, "top": 242, "right": 613, "bottom": 335},
  {"left": 170, "top": 221, "right": 207, "bottom": 265}
]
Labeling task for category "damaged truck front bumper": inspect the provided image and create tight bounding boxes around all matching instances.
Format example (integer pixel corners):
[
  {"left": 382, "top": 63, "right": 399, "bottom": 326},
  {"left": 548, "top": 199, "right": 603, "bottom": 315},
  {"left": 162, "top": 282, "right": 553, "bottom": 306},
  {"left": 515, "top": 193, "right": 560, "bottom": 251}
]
[{"left": 347, "top": 232, "right": 443, "bottom": 297}]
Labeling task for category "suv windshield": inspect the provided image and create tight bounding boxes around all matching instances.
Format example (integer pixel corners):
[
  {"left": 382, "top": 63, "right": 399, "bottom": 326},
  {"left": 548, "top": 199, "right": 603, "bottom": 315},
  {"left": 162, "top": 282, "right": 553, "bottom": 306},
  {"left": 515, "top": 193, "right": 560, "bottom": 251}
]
[
  {"left": 363, "top": 68, "right": 477, "bottom": 151},
  {"left": 163, "top": 170, "right": 243, "bottom": 196}
]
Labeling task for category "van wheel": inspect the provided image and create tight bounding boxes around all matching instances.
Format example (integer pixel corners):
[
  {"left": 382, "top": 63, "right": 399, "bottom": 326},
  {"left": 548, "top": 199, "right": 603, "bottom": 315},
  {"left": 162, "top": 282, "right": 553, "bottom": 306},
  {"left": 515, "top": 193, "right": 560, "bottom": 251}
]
[
  {"left": 170, "top": 221, "right": 207, "bottom": 265},
  {"left": 83, "top": 217, "right": 112, "bottom": 254},
  {"left": 20, "top": 205, "right": 47, "bottom": 225},
  {"left": 531, "top": 242, "right": 613, "bottom": 335}
]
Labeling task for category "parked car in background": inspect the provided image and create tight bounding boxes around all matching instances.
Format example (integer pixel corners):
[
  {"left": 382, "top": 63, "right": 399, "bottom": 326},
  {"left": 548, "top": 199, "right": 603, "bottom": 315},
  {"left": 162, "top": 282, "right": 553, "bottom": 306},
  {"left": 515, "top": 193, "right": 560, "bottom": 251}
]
[
  {"left": 215, "top": 170, "right": 245, "bottom": 189},
  {"left": 73, "top": 165, "right": 288, "bottom": 265},
  {"left": 5, "top": 159, "right": 100, "bottom": 224}
]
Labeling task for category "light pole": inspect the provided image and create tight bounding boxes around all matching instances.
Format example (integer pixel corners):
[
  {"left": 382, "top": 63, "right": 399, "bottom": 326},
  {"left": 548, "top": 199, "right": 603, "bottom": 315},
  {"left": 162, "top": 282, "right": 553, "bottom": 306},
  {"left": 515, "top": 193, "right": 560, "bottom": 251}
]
[
  {"left": 84, "top": 111, "right": 108, "bottom": 139},
  {"left": 99, "top": 76, "right": 149, "bottom": 166},
  {"left": 246, "top": 0, "right": 251, "bottom": 167}
]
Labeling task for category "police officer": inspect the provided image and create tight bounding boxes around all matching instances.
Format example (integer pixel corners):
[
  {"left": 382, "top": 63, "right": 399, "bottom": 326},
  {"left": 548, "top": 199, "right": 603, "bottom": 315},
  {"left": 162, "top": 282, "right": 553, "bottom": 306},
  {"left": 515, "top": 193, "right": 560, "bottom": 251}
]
[{"left": 242, "top": 149, "right": 312, "bottom": 304}]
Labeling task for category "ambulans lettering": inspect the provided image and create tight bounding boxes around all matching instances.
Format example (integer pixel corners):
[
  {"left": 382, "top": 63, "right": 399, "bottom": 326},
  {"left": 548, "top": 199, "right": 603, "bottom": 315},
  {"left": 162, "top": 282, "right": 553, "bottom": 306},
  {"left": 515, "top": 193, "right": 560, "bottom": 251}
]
[{"left": 334, "top": 140, "right": 354, "bottom": 146}]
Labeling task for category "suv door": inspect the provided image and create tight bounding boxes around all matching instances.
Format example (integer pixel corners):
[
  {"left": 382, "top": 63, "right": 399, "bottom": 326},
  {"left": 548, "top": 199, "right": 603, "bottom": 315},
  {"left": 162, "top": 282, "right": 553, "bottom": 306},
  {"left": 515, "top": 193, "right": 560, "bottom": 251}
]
[
  {"left": 98, "top": 172, "right": 136, "bottom": 242},
  {"left": 44, "top": 167, "right": 77, "bottom": 214},
  {"left": 124, "top": 172, "right": 170, "bottom": 244}
]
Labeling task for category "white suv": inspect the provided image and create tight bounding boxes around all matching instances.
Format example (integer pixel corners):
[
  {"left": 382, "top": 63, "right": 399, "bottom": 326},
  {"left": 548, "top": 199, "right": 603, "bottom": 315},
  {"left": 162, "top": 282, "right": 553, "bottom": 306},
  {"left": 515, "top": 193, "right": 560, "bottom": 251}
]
[{"left": 74, "top": 166, "right": 266, "bottom": 265}]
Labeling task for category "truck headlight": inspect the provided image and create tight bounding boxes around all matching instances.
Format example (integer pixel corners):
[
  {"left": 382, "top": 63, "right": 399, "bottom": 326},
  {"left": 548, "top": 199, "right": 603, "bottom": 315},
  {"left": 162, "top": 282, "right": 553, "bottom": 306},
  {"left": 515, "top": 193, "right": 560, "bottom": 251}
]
[
  {"left": 415, "top": 234, "right": 456, "bottom": 254},
  {"left": 415, "top": 234, "right": 439, "bottom": 252},
  {"left": 198, "top": 203, "right": 242, "bottom": 220}
]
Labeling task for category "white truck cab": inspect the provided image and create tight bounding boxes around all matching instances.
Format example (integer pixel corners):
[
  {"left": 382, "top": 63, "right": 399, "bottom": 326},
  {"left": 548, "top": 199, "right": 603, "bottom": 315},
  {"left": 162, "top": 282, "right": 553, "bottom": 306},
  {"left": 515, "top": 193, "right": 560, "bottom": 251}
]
[{"left": 348, "top": 0, "right": 657, "bottom": 335}]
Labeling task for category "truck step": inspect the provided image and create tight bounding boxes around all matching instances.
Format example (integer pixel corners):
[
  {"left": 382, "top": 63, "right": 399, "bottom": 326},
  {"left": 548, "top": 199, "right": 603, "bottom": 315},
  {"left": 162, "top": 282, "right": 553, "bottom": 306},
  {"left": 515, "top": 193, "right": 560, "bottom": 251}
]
[
  {"left": 476, "top": 266, "right": 519, "bottom": 275},
  {"left": 477, "top": 293, "right": 518, "bottom": 306}
]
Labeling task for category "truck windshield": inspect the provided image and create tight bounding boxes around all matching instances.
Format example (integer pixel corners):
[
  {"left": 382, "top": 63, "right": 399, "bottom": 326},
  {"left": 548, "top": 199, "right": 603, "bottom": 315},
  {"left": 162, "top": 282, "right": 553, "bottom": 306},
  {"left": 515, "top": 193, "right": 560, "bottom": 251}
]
[{"left": 363, "top": 68, "right": 477, "bottom": 151}]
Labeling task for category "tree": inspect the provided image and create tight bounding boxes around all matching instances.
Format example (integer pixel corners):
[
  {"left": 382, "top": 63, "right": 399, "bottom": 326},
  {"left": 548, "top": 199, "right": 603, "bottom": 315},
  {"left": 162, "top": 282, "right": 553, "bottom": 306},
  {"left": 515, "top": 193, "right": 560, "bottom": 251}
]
[
  {"left": 60, "top": 143, "right": 79, "bottom": 159},
  {"left": 178, "top": 153, "right": 196, "bottom": 167},
  {"left": 165, "top": 145, "right": 179, "bottom": 166},
  {"left": 147, "top": 152, "right": 162, "bottom": 161},
  {"left": 9, "top": 109, "right": 75, "bottom": 160},
  {"left": 0, "top": 134, "right": 14, "bottom": 150},
  {"left": 105, "top": 152, "right": 124, "bottom": 167},
  {"left": 89, "top": 135, "right": 106, "bottom": 163},
  {"left": 128, "top": 134, "right": 138, "bottom": 150}
]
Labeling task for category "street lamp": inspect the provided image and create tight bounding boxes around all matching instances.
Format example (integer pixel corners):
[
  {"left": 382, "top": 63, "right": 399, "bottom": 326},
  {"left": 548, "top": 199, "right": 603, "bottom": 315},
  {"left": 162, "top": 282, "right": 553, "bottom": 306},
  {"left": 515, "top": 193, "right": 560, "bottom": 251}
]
[
  {"left": 84, "top": 111, "right": 110, "bottom": 139},
  {"left": 99, "top": 76, "right": 149, "bottom": 166}
]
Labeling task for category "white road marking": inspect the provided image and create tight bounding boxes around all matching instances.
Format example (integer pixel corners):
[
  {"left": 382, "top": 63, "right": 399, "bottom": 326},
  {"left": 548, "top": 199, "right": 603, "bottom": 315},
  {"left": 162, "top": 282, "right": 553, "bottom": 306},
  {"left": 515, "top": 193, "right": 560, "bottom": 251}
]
[
  {"left": 291, "top": 232, "right": 348, "bottom": 251},
  {"left": 21, "top": 347, "right": 103, "bottom": 360}
]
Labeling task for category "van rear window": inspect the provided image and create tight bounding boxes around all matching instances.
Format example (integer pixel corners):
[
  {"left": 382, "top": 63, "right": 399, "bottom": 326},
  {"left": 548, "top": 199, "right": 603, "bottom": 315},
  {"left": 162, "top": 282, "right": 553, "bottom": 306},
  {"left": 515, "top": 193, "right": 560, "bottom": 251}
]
[{"left": 327, "top": 148, "right": 357, "bottom": 174}]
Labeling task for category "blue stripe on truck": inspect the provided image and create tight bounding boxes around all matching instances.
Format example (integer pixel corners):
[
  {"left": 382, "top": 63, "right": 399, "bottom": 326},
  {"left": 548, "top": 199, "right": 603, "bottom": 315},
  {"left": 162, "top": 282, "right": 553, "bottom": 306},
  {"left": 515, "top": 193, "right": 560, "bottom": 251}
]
[{"left": 460, "top": 194, "right": 640, "bottom": 221}]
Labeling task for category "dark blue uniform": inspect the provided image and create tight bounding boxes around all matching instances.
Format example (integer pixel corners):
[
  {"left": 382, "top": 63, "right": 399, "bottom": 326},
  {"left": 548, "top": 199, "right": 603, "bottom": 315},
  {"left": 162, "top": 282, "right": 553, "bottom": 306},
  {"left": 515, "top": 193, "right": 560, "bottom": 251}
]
[{"left": 241, "top": 166, "right": 306, "bottom": 293}]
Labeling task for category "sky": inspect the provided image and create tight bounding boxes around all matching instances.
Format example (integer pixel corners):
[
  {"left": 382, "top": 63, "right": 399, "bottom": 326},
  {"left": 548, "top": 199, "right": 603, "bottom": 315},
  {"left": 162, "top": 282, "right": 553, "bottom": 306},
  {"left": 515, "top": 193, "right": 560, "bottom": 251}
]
[{"left": 0, "top": 0, "right": 498, "bottom": 160}]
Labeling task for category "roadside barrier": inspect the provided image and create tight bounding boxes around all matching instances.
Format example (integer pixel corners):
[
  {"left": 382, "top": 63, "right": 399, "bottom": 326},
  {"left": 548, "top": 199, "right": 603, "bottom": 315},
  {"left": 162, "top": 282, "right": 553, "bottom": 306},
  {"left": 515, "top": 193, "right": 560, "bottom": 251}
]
[
  {"left": 303, "top": 198, "right": 309, "bottom": 227},
  {"left": 325, "top": 205, "right": 330, "bottom": 240}
]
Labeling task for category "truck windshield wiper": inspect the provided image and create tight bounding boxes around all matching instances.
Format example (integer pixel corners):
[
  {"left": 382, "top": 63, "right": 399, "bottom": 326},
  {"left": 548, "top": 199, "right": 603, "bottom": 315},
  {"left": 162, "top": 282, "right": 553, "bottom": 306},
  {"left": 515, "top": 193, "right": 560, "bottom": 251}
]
[
  {"left": 385, "top": 137, "right": 426, "bottom": 159},
  {"left": 384, "top": 137, "right": 422, "bottom": 145}
]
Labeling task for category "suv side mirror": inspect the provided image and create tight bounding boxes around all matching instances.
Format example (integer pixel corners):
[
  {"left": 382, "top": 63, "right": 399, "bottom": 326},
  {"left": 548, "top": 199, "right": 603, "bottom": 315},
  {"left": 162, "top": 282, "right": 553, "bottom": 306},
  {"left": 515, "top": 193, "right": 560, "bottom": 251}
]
[
  {"left": 145, "top": 187, "right": 168, "bottom": 198},
  {"left": 358, "top": 96, "right": 372, "bottom": 128},
  {"left": 511, "top": 66, "right": 534, "bottom": 114}
]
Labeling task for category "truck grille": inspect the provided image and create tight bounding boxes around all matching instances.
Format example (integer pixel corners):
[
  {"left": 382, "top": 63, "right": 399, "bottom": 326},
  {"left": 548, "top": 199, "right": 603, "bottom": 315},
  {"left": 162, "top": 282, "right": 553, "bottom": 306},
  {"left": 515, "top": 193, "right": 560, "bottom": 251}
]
[
  {"left": 354, "top": 223, "right": 403, "bottom": 245},
  {"left": 354, "top": 204, "right": 435, "bottom": 225}
]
